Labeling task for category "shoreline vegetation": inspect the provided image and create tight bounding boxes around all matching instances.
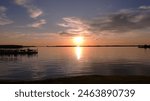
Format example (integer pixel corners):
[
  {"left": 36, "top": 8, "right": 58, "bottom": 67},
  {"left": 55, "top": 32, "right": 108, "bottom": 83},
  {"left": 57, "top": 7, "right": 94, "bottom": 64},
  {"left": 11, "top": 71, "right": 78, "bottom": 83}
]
[
  {"left": 138, "top": 45, "right": 150, "bottom": 49},
  {"left": 0, "top": 75, "right": 150, "bottom": 84}
]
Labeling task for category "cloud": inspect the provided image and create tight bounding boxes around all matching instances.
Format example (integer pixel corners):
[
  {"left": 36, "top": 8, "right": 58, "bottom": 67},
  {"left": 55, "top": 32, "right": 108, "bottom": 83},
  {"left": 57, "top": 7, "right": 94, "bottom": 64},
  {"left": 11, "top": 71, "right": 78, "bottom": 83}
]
[
  {"left": 139, "top": 6, "right": 150, "bottom": 10},
  {"left": 58, "top": 17, "right": 91, "bottom": 37},
  {"left": 0, "top": 6, "right": 7, "bottom": 12},
  {"left": 59, "top": 31, "right": 79, "bottom": 37},
  {"left": 0, "top": 6, "right": 13, "bottom": 25},
  {"left": 28, "top": 19, "right": 46, "bottom": 28},
  {"left": 27, "top": 6, "right": 43, "bottom": 18},
  {"left": 14, "top": 0, "right": 43, "bottom": 19},
  {"left": 14, "top": 0, "right": 45, "bottom": 28},
  {"left": 89, "top": 6, "right": 150, "bottom": 34},
  {"left": 58, "top": 6, "right": 150, "bottom": 39}
]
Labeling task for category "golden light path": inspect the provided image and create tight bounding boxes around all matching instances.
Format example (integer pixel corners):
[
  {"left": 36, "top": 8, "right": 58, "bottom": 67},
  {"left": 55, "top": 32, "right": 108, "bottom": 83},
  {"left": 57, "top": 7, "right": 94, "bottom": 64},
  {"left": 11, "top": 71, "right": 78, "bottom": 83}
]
[
  {"left": 73, "top": 36, "right": 84, "bottom": 60},
  {"left": 75, "top": 46, "right": 82, "bottom": 60}
]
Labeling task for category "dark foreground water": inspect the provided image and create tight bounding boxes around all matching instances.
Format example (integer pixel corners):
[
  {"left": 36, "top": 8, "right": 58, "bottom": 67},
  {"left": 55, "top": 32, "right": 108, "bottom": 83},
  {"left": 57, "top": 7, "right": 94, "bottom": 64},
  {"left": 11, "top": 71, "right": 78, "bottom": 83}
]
[{"left": 0, "top": 47, "right": 150, "bottom": 80}]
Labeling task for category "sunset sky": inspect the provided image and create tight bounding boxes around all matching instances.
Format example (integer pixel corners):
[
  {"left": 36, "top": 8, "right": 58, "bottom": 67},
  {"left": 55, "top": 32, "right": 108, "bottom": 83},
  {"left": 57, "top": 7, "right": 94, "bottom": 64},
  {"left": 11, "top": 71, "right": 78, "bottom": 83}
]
[{"left": 0, "top": 0, "right": 150, "bottom": 45}]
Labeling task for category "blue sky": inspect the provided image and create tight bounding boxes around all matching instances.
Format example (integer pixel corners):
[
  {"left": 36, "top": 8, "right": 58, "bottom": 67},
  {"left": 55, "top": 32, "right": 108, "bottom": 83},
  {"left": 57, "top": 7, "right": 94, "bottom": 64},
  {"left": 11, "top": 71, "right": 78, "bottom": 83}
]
[{"left": 0, "top": 0, "right": 150, "bottom": 45}]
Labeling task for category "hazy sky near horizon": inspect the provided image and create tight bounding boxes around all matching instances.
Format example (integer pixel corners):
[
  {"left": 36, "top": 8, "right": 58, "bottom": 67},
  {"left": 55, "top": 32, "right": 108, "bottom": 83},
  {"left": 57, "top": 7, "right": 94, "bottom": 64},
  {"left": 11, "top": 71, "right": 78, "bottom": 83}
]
[{"left": 0, "top": 0, "right": 150, "bottom": 45}]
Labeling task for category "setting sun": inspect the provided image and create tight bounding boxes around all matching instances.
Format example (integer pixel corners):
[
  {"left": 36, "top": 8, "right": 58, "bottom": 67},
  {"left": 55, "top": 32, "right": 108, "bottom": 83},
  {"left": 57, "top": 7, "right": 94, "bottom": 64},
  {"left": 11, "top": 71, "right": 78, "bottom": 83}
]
[{"left": 73, "top": 36, "right": 84, "bottom": 46}]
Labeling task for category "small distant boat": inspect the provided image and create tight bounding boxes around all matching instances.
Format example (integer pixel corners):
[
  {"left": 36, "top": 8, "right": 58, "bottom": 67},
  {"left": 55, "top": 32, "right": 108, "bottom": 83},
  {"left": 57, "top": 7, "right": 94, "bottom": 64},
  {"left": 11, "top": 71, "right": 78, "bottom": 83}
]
[{"left": 138, "top": 45, "right": 150, "bottom": 49}]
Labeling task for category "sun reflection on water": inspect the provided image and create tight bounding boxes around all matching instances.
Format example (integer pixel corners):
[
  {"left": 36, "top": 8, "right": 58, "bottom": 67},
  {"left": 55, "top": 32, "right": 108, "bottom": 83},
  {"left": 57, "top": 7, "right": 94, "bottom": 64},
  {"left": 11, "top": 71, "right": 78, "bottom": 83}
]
[{"left": 75, "top": 46, "right": 83, "bottom": 60}]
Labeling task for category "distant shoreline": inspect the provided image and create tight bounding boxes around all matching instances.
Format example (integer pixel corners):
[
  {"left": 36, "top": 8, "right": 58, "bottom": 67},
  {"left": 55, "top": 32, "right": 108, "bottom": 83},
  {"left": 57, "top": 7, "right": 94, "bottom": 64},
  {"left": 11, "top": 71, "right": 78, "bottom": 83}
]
[
  {"left": 46, "top": 45, "right": 138, "bottom": 47},
  {"left": 1, "top": 44, "right": 150, "bottom": 48}
]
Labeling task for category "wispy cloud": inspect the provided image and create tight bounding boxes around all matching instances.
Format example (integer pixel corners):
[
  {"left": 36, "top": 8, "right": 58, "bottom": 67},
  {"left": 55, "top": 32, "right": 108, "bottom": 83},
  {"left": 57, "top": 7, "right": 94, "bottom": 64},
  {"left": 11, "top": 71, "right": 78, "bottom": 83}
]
[
  {"left": 14, "top": 0, "right": 43, "bottom": 19},
  {"left": 58, "top": 17, "right": 91, "bottom": 37},
  {"left": 14, "top": 0, "right": 46, "bottom": 29},
  {"left": 28, "top": 19, "right": 46, "bottom": 28},
  {"left": 0, "top": 6, "right": 13, "bottom": 25},
  {"left": 139, "top": 5, "right": 150, "bottom": 10}
]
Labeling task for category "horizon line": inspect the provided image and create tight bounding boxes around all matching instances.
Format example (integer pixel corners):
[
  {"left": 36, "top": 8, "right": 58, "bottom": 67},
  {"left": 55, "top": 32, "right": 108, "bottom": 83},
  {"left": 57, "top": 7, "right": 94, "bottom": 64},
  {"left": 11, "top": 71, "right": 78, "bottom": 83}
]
[{"left": 0, "top": 44, "right": 150, "bottom": 47}]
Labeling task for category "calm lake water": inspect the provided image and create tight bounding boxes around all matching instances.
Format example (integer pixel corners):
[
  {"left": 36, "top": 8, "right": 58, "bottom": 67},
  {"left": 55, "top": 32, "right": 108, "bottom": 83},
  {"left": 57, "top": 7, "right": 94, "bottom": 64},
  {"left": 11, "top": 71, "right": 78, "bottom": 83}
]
[{"left": 0, "top": 47, "right": 150, "bottom": 80}]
